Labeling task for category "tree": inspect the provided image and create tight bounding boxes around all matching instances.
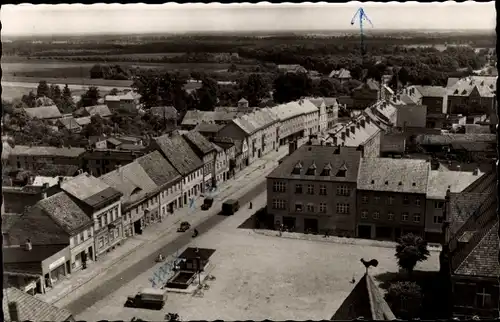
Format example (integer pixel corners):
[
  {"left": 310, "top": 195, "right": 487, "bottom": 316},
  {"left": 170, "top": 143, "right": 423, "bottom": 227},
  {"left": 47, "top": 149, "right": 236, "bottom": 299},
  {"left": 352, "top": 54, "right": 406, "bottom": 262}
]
[
  {"left": 21, "top": 91, "right": 37, "bottom": 108},
  {"left": 196, "top": 77, "right": 219, "bottom": 111},
  {"left": 395, "top": 233, "right": 430, "bottom": 275},
  {"left": 273, "top": 73, "right": 313, "bottom": 104},
  {"left": 80, "top": 86, "right": 101, "bottom": 107},
  {"left": 385, "top": 281, "right": 422, "bottom": 319},
  {"left": 49, "top": 84, "right": 62, "bottom": 101},
  {"left": 109, "top": 88, "right": 119, "bottom": 96},
  {"left": 398, "top": 67, "right": 410, "bottom": 86},
  {"left": 36, "top": 81, "right": 50, "bottom": 98},
  {"left": 83, "top": 115, "right": 109, "bottom": 137},
  {"left": 241, "top": 74, "right": 268, "bottom": 107},
  {"left": 132, "top": 73, "right": 161, "bottom": 108},
  {"left": 62, "top": 84, "right": 72, "bottom": 100}
]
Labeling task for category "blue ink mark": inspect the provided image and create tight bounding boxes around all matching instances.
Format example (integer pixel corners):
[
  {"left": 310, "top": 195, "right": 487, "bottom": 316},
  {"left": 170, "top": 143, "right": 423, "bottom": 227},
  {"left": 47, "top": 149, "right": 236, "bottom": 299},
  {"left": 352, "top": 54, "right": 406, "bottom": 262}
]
[{"left": 350, "top": 7, "right": 374, "bottom": 56}]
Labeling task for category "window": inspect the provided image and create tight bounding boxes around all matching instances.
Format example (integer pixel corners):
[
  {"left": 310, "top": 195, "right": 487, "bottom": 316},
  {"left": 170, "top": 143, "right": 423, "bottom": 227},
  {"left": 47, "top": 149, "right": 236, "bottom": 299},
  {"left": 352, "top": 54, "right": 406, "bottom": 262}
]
[
  {"left": 319, "top": 185, "right": 327, "bottom": 196},
  {"left": 374, "top": 196, "right": 380, "bottom": 204},
  {"left": 98, "top": 237, "right": 104, "bottom": 248},
  {"left": 307, "top": 204, "right": 315, "bottom": 212},
  {"left": 273, "top": 181, "right": 286, "bottom": 193},
  {"left": 413, "top": 213, "right": 421, "bottom": 223},
  {"left": 307, "top": 185, "right": 314, "bottom": 195},
  {"left": 295, "top": 184, "right": 303, "bottom": 194},
  {"left": 433, "top": 216, "right": 443, "bottom": 224},
  {"left": 319, "top": 203, "right": 327, "bottom": 213},
  {"left": 388, "top": 212, "right": 395, "bottom": 221},
  {"left": 403, "top": 196, "right": 410, "bottom": 205},
  {"left": 476, "top": 287, "right": 492, "bottom": 309},
  {"left": 361, "top": 210, "right": 368, "bottom": 219},
  {"left": 373, "top": 211, "right": 380, "bottom": 220},
  {"left": 435, "top": 201, "right": 444, "bottom": 209},
  {"left": 336, "top": 203, "right": 350, "bottom": 214},
  {"left": 272, "top": 199, "right": 286, "bottom": 210},
  {"left": 295, "top": 203, "right": 303, "bottom": 212},
  {"left": 362, "top": 195, "right": 369, "bottom": 204},
  {"left": 415, "top": 197, "right": 421, "bottom": 206},
  {"left": 388, "top": 196, "right": 395, "bottom": 205},
  {"left": 336, "top": 186, "right": 350, "bottom": 196},
  {"left": 402, "top": 212, "right": 409, "bottom": 221}
]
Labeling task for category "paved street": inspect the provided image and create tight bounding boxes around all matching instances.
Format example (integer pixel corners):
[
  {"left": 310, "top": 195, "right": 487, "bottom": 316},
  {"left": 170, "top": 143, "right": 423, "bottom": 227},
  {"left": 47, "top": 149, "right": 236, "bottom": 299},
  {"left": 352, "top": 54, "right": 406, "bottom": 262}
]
[
  {"left": 46, "top": 146, "right": 288, "bottom": 314},
  {"left": 76, "top": 190, "right": 440, "bottom": 321}
]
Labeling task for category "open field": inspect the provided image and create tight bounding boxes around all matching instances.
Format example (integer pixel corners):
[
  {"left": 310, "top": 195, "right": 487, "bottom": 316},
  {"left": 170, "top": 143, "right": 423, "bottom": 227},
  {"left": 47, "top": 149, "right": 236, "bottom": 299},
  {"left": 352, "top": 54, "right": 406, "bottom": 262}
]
[
  {"left": 2, "top": 60, "right": 256, "bottom": 79},
  {"left": 76, "top": 192, "right": 439, "bottom": 322}
]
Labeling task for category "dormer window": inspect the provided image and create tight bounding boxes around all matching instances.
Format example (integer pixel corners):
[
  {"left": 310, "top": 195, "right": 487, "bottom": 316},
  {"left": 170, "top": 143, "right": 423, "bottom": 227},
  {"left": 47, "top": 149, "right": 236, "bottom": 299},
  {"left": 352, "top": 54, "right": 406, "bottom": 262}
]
[
  {"left": 398, "top": 182, "right": 403, "bottom": 186},
  {"left": 306, "top": 163, "right": 317, "bottom": 176},
  {"left": 462, "top": 90, "right": 467, "bottom": 95},
  {"left": 385, "top": 181, "right": 388, "bottom": 185},
  {"left": 454, "top": 89, "right": 459, "bottom": 94},
  {"left": 292, "top": 162, "right": 302, "bottom": 175},
  {"left": 412, "top": 182, "right": 416, "bottom": 187},
  {"left": 336, "top": 163, "right": 348, "bottom": 177},
  {"left": 371, "top": 180, "right": 375, "bottom": 184},
  {"left": 321, "top": 163, "right": 332, "bottom": 176}
]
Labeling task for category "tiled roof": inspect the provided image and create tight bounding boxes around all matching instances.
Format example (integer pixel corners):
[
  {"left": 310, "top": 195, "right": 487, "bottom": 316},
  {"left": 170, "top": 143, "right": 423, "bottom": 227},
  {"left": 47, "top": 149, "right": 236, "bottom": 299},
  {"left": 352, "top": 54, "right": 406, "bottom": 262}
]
[
  {"left": 232, "top": 107, "right": 279, "bottom": 135},
  {"left": 267, "top": 145, "right": 362, "bottom": 182},
  {"left": 153, "top": 133, "right": 203, "bottom": 175},
  {"left": 2, "top": 214, "right": 22, "bottom": 233},
  {"left": 448, "top": 192, "right": 491, "bottom": 236},
  {"left": 150, "top": 106, "right": 178, "bottom": 119},
  {"left": 332, "top": 273, "right": 396, "bottom": 320},
  {"left": 447, "top": 76, "right": 496, "bottom": 97},
  {"left": 85, "top": 104, "right": 112, "bottom": 118},
  {"left": 464, "top": 124, "right": 491, "bottom": 134},
  {"left": 323, "top": 97, "right": 339, "bottom": 107},
  {"left": 7, "top": 207, "right": 70, "bottom": 245},
  {"left": 10, "top": 145, "right": 85, "bottom": 158},
  {"left": 355, "top": 79, "right": 380, "bottom": 91},
  {"left": 271, "top": 99, "right": 318, "bottom": 121},
  {"left": 23, "top": 106, "right": 62, "bottom": 119},
  {"left": 305, "top": 97, "right": 325, "bottom": 108},
  {"left": 61, "top": 173, "right": 117, "bottom": 201},
  {"left": 106, "top": 138, "right": 122, "bottom": 146},
  {"left": 380, "top": 133, "right": 405, "bottom": 153},
  {"left": 135, "top": 151, "right": 181, "bottom": 187},
  {"left": 399, "top": 94, "right": 418, "bottom": 105},
  {"left": 447, "top": 77, "right": 460, "bottom": 88},
  {"left": 100, "top": 161, "right": 157, "bottom": 203},
  {"left": 414, "top": 86, "right": 447, "bottom": 98},
  {"left": 426, "top": 170, "right": 484, "bottom": 199},
  {"left": 416, "top": 134, "right": 496, "bottom": 146},
  {"left": 3, "top": 287, "right": 73, "bottom": 322},
  {"left": 37, "top": 192, "right": 93, "bottom": 234},
  {"left": 194, "top": 122, "right": 224, "bottom": 133},
  {"left": 183, "top": 130, "right": 216, "bottom": 156},
  {"left": 357, "top": 158, "right": 429, "bottom": 194},
  {"left": 181, "top": 110, "right": 244, "bottom": 126},
  {"left": 454, "top": 222, "right": 500, "bottom": 278},
  {"left": 327, "top": 114, "right": 382, "bottom": 147},
  {"left": 58, "top": 117, "right": 82, "bottom": 131},
  {"left": 3, "top": 244, "right": 68, "bottom": 264}
]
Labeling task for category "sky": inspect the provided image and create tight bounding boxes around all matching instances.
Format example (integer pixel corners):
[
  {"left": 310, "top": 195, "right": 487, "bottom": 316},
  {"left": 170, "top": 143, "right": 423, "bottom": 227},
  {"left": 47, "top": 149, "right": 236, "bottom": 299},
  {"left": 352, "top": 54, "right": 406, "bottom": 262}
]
[{"left": 1, "top": 2, "right": 496, "bottom": 36}]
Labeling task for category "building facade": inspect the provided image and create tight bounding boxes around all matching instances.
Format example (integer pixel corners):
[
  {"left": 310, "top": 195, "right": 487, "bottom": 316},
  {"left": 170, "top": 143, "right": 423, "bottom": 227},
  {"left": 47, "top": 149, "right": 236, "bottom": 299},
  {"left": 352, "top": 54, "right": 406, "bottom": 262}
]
[
  {"left": 267, "top": 144, "right": 363, "bottom": 236},
  {"left": 6, "top": 146, "right": 84, "bottom": 171},
  {"left": 356, "top": 158, "right": 430, "bottom": 240}
]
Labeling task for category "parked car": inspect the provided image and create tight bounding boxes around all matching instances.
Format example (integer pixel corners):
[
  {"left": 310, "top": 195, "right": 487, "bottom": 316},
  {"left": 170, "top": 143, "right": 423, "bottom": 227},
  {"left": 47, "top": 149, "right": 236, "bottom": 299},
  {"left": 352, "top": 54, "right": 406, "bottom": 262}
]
[
  {"left": 125, "top": 288, "right": 168, "bottom": 310},
  {"left": 177, "top": 221, "right": 191, "bottom": 232}
]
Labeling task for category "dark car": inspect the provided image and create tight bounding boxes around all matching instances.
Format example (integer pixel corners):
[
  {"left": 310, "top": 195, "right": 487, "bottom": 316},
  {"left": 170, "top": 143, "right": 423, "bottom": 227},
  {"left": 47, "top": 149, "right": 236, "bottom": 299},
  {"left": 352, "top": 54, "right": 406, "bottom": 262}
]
[
  {"left": 125, "top": 288, "right": 167, "bottom": 310},
  {"left": 221, "top": 199, "right": 239, "bottom": 216},
  {"left": 201, "top": 197, "right": 214, "bottom": 211}
]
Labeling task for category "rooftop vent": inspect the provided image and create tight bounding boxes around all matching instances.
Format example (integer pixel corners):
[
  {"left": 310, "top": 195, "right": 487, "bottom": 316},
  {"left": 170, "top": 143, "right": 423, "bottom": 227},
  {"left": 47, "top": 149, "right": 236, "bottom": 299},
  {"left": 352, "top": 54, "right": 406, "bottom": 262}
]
[
  {"left": 371, "top": 180, "right": 375, "bottom": 184},
  {"left": 398, "top": 182, "right": 402, "bottom": 186},
  {"left": 385, "top": 181, "right": 388, "bottom": 185},
  {"left": 412, "top": 182, "right": 416, "bottom": 186}
]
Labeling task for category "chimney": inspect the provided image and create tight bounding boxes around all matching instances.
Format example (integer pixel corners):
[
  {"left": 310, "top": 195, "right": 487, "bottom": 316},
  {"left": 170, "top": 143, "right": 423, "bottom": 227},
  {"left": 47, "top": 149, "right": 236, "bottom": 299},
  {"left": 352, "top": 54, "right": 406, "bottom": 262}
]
[
  {"left": 356, "top": 145, "right": 364, "bottom": 157},
  {"left": 350, "top": 125, "right": 355, "bottom": 134},
  {"left": 392, "top": 96, "right": 397, "bottom": 103},
  {"left": 473, "top": 168, "right": 479, "bottom": 176},
  {"left": 41, "top": 182, "right": 49, "bottom": 199},
  {"left": 341, "top": 132, "right": 346, "bottom": 141},
  {"left": 8, "top": 302, "right": 19, "bottom": 322},
  {"left": 360, "top": 119, "right": 366, "bottom": 128},
  {"left": 332, "top": 136, "right": 338, "bottom": 145},
  {"left": 25, "top": 239, "right": 32, "bottom": 251},
  {"left": 345, "top": 129, "right": 350, "bottom": 137}
]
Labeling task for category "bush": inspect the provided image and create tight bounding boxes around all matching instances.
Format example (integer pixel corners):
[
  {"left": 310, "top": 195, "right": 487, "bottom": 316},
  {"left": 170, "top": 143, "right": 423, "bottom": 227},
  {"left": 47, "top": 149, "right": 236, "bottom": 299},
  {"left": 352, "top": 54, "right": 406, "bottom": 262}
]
[{"left": 385, "top": 281, "right": 422, "bottom": 319}]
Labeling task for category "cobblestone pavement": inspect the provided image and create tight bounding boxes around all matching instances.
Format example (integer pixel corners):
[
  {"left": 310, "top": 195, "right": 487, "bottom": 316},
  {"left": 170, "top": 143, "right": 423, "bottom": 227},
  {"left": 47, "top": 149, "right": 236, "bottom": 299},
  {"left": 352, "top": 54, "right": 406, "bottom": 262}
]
[
  {"left": 77, "top": 191, "right": 440, "bottom": 322},
  {"left": 38, "top": 146, "right": 288, "bottom": 308}
]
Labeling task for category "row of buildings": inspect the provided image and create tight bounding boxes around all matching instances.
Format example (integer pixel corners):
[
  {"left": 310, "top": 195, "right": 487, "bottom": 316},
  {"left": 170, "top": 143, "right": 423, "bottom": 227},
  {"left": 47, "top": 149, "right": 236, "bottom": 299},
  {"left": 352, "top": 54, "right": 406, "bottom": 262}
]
[
  {"left": 266, "top": 143, "right": 493, "bottom": 242},
  {"left": 2, "top": 129, "right": 240, "bottom": 295}
]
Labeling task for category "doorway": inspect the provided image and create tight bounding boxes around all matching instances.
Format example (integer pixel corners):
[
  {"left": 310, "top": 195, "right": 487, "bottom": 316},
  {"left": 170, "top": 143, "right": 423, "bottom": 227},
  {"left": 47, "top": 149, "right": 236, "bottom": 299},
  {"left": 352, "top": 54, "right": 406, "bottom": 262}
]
[
  {"left": 358, "top": 225, "right": 372, "bottom": 239},
  {"left": 134, "top": 220, "right": 143, "bottom": 235},
  {"left": 282, "top": 216, "right": 296, "bottom": 232},
  {"left": 304, "top": 218, "right": 319, "bottom": 234}
]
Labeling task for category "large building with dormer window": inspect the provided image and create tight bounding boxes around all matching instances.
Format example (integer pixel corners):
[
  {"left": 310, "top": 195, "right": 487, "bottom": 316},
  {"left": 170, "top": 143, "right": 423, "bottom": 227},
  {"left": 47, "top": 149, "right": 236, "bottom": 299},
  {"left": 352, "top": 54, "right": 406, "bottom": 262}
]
[
  {"left": 356, "top": 158, "right": 430, "bottom": 240},
  {"left": 266, "top": 144, "right": 363, "bottom": 236}
]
